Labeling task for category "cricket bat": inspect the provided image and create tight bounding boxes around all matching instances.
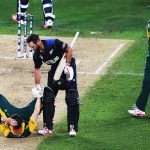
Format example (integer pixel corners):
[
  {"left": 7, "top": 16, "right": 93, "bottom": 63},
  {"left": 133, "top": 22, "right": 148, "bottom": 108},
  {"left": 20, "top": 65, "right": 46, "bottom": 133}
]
[{"left": 53, "top": 32, "right": 79, "bottom": 81}]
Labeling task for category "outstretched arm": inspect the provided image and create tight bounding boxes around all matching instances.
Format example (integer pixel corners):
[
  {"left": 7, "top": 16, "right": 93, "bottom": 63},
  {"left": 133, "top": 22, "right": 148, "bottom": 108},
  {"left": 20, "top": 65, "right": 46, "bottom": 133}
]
[
  {"left": 27, "top": 98, "right": 42, "bottom": 133},
  {"left": 35, "top": 68, "right": 41, "bottom": 84},
  {"left": 32, "top": 68, "right": 43, "bottom": 99},
  {"left": 30, "top": 98, "right": 41, "bottom": 121}
]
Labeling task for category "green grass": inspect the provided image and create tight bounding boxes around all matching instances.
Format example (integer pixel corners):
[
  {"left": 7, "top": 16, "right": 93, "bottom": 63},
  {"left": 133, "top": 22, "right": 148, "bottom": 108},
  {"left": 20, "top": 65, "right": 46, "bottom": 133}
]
[
  {"left": 1, "top": 0, "right": 150, "bottom": 149},
  {"left": 1, "top": 0, "right": 150, "bottom": 38},
  {"left": 110, "top": 39, "right": 147, "bottom": 74},
  {"left": 38, "top": 36, "right": 150, "bottom": 150}
]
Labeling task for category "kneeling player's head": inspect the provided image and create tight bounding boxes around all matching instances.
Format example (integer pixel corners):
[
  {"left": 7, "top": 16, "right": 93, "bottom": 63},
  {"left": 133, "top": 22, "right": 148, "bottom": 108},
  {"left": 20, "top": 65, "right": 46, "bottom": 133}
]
[{"left": 11, "top": 114, "right": 23, "bottom": 129}]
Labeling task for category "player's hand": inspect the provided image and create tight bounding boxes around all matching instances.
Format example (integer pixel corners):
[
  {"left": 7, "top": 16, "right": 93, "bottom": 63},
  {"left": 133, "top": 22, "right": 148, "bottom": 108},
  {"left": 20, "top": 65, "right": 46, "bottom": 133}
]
[
  {"left": 64, "top": 64, "right": 74, "bottom": 81},
  {"left": 6, "top": 118, "right": 18, "bottom": 126},
  {"left": 32, "top": 84, "right": 43, "bottom": 98}
]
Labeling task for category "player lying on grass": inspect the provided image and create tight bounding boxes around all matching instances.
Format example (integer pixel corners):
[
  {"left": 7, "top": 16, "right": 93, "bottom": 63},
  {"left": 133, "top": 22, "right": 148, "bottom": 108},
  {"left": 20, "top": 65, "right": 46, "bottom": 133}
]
[{"left": 0, "top": 93, "right": 42, "bottom": 138}]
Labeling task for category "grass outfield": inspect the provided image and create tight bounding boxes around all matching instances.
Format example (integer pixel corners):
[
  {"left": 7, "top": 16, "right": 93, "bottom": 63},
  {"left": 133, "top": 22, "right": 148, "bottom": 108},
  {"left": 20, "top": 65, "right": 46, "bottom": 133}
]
[
  {"left": 37, "top": 38, "right": 150, "bottom": 150},
  {"left": 0, "top": 0, "right": 150, "bottom": 38},
  {"left": 1, "top": 0, "right": 150, "bottom": 149}
]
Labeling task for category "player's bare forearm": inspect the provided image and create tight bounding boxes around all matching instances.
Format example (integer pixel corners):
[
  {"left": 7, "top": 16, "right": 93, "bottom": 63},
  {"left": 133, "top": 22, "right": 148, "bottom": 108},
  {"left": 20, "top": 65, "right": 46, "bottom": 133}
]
[
  {"left": 31, "top": 98, "right": 41, "bottom": 121},
  {"left": 35, "top": 68, "right": 41, "bottom": 84},
  {"left": 65, "top": 46, "right": 72, "bottom": 65}
]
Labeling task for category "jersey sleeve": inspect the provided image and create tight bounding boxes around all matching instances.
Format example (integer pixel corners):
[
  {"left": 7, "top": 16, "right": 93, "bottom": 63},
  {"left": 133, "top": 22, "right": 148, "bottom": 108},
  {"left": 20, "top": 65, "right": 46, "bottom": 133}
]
[
  {"left": 28, "top": 118, "right": 37, "bottom": 133},
  {"left": 33, "top": 52, "right": 43, "bottom": 69},
  {"left": 0, "top": 124, "right": 11, "bottom": 137},
  {"left": 55, "top": 39, "right": 68, "bottom": 53},
  {"left": 0, "top": 124, "right": 17, "bottom": 138}
]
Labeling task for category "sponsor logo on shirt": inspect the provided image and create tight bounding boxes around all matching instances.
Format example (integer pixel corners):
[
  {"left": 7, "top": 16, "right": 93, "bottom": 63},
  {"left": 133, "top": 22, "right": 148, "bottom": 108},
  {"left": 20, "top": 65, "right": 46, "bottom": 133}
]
[
  {"left": 40, "top": 55, "right": 43, "bottom": 60},
  {"left": 49, "top": 49, "right": 54, "bottom": 55},
  {"left": 45, "top": 56, "right": 59, "bottom": 65}
]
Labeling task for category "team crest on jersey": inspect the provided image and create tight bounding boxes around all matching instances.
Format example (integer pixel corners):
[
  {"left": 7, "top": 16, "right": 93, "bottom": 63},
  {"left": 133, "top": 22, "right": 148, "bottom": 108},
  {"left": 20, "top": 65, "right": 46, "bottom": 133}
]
[
  {"left": 45, "top": 56, "right": 59, "bottom": 65},
  {"left": 49, "top": 49, "right": 54, "bottom": 55},
  {"left": 40, "top": 55, "right": 43, "bottom": 60}
]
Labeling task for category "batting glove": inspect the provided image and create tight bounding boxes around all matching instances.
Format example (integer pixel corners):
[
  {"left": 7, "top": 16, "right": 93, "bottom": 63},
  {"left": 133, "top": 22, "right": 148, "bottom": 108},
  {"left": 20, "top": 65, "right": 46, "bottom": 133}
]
[
  {"left": 32, "top": 84, "right": 43, "bottom": 98},
  {"left": 64, "top": 64, "right": 74, "bottom": 81}
]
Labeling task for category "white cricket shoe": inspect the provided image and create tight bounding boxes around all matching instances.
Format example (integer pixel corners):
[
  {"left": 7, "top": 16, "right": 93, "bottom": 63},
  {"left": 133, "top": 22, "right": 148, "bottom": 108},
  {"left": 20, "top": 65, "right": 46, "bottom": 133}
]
[
  {"left": 128, "top": 104, "right": 145, "bottom": 117},
  {"left": 43, "top": 19, "right": 53, "bottom": 29},
  {"left": 69, "top": 125, "right": 77, "bottom": 137},
  {"left": 37, "top": 127, "right": 53, "bottom": 136}
]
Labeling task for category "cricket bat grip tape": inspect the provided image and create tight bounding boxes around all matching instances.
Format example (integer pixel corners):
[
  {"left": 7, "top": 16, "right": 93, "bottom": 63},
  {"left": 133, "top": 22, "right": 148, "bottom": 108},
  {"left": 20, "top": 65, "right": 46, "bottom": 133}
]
[{"left": 53, "top": 32, "right": 79, "bottom": 81}]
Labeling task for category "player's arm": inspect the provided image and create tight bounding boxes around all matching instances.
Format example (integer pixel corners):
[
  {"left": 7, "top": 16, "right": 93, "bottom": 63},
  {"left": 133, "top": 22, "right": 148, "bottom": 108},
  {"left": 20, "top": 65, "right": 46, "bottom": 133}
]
[
  {"left": 30, "top": 98, "right": 41, "bottom": 121},
  {"left": 32, "top": 54, "right": 43, "bottom": 98},
  {"left": 64, "top": 46, "right": 74, "bottom": 80},
  {"left": 32, "top": 69, "right": 43, "bottom": 98},
  {"left": 53, "top": 39, "right": 74, "bottom": 81},
  {"left": 28, "top": 98, "right": 41, "bottom": 133},
  {"left": 33, "top": 52, "right": 42, "bottom": 85},
  {"left": 65, "top": 46, "right": 73, "bottom": 65},
  {"left": 35, "top": 68, "right": 41, "bottom": 84},
  {"left": 55, "top": 39, "right": 72, "bottom": 65}
]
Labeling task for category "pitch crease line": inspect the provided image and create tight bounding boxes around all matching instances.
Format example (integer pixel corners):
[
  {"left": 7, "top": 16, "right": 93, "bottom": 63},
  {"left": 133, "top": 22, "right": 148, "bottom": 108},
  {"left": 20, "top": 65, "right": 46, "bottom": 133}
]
[
  {"left": 77, "top": 72, "right": 144, "bottom": 76},
  {"left": 95, "top": 43, "right": 125, "bottom": 74}
]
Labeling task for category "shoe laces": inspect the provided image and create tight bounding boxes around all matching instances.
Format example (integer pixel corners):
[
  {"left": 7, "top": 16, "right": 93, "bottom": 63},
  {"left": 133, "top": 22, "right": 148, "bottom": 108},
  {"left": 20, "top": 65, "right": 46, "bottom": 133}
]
[
  {"left": 70, "top": 125, "right": 76, "bottom": 132},
  {"left": 70, "top": 128, "right": 75, "bottom": 132},
  {"left": 42, "top": 127, "right": 50, "bottom": 133},
  {"left": 132, "top": 104, "right": 137, "bottom": 110},
  {"left": 131, "top": 105, "right": 144, "bottom": 114}
]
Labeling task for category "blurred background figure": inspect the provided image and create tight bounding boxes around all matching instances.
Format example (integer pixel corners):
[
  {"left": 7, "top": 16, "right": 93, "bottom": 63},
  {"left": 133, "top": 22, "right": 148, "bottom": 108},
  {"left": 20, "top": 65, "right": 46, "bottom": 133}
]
[{"left": 12, "top": 0, "right": 55, "bottom": 28}]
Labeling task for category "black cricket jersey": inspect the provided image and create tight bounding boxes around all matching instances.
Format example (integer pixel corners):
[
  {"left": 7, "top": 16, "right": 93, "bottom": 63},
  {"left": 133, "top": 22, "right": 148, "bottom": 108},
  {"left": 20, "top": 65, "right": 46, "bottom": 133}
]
[{"left": 33, "top": 39, "right": 68, "bottom": 69}]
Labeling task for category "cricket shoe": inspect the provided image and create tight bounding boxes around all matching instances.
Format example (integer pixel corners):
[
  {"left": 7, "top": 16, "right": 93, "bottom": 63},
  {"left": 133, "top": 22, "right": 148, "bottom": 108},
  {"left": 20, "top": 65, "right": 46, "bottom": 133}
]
[
  {"left": 37, "top": 127, "right": 53, "bottom": 136},
  {"left": 69, "top": 125, "right": 77, "bottom": 137},
  {"left": 12, "top": 14, "right": 24, "bottom": 24},
  {"left": 128, "top": 104, "right": 145, "bottom": 117},
  {"left": 43, "top": 19, "right": 53, "bottom": 29}
]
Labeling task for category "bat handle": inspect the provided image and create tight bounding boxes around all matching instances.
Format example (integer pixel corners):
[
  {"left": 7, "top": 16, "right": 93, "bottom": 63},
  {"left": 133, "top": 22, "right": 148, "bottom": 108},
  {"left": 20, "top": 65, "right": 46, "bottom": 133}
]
[{"left": 70, "top": 32, "right": 79, "bottom": 48}]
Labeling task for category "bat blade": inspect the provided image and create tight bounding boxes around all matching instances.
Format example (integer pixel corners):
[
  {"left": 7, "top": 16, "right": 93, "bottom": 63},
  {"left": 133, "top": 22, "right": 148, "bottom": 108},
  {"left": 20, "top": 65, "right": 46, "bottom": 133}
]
[
  {"left": 53, "top": 56, "right": 66, "bottom": 80},
  {"left": 53, "top": 32, "right": 79, "bottom": 81}
]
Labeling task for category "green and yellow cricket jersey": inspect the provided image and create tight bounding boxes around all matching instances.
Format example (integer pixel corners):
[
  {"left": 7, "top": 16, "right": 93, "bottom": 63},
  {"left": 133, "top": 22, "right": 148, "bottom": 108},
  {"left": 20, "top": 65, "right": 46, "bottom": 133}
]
[{"left": 0, "top": 94, "right": 37, "bottom": 138}]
